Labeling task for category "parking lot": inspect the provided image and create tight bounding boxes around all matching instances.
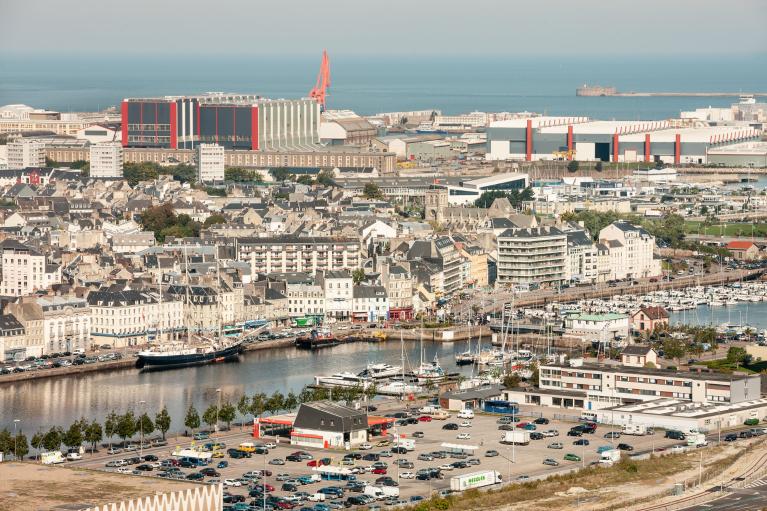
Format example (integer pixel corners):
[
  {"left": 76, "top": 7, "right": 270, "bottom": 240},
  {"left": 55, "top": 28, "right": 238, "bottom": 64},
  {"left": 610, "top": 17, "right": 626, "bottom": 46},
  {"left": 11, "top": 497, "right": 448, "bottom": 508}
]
[{"left": 69, "top": 405, "right": 689, "bottom": 510}]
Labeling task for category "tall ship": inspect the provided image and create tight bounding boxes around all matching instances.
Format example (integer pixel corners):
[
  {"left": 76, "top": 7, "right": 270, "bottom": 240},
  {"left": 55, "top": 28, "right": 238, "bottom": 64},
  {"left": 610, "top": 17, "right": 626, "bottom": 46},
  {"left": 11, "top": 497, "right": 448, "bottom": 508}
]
[
  {"left": 136, "top": 244, "right": 245, "bottom": 370},
  {"left": 295, "top": 329, "right": 339, "bottom": 350}
]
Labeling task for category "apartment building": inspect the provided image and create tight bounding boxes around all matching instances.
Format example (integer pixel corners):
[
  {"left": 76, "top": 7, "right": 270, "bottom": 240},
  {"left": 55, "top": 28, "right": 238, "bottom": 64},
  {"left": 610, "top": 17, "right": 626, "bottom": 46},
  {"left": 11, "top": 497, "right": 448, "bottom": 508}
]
[
  {"left": 286, "top": 283, "right": 326, "bottom": 319},
  {"left": 197, "top": 143, "right": 225, "bottom": 183},
  {"left": 87, "top": 290, "right": 184, "bottom": 348},
  {"left": 377, "top": 261, "right": 414, "bottom": 321},
  {"left": 316, "top": 270, "right": 353, "bottom": 321},
  {"left": 166, "top": 285, "right": 219, "bottom": 333},
  {"left": 0, "top": 314, "right": 26, "bottom": 362},
  {"left": 535, "top": 358, "right": 761, "bottom": 408},
  {"left": 238, "top": 237, "right": 361, "bottom": 276},
  {"left": 598, "top": 221, "right": 661, "bottom": 280},
  {"left": 4, "top": 298, "right": 44, "bottom": 358},
  {"left": 565, "top": 230, "right": 598, "bottom": 283},
  {"left": 89, "top": 142, "right": 123, "bottom": 178},
  {"left": 352, "top": 285, "right": 388, "bottom": 322},
  {"left": 7, "top": 138, "right": 46, "bottom": 168},
  {"left": 38, "top": 296, "right": 91, "bottom": 354},
  {"left": 496, "top": 226, "right": 567, "bottom": 287},
  {"left": 0, "top": 239, "right": 61, "bottom": 296}
]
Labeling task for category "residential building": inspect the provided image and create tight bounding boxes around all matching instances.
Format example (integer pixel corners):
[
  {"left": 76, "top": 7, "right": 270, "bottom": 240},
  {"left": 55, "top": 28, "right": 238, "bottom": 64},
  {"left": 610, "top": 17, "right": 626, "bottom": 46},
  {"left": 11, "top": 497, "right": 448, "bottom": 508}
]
[
  {"left": 0, "top": 314, "right": 26, "bottom": 362},
  {"left": 496, "top": 226, "right": 567, "bottom": 287},
  {"left": 237, "top": 237, "right": 361, "bottom": 275},
  {"left": 7, "top": 138, "right": 46, "bottom": 168},
  {"left": 38, "top": 296, "right": 91, "bottom": 354},
  {"left": 726, "top": 241, "right": 760, "bottom": 261},
  {"left": 565, "top": 230, "right": 597, "bottom": 283},
  {"left": 598, "top": 221, "right": 661, "bottom": 280},
  {"left": 631, "top": 306, "right": 669, "bottom": 335},
  {"left": 89, "top": 142, "right": 123, "bottom": 178},
  {"left": 0, "top": 239, "right": 61, "bottom": 296},
  {"left": 286, "top": 283, "right": 326, "bottom": 320},
  {"left": 377, "top": 261, "right": 413, "bottom": 321},
  {"left": 620, "top": 346, "right": 658, "bottom": 368},
  {"left": 352, "top": 285, "right": 388, "bottom": 322},
  {"left": 5, "top": 298, "right": 44, "bottom": 357},
  {"left": 197, "top": 143, "right": 225, "bottom": 183},
  {"left": 316, "top": 270, "right": 353, "bottom": 321}
]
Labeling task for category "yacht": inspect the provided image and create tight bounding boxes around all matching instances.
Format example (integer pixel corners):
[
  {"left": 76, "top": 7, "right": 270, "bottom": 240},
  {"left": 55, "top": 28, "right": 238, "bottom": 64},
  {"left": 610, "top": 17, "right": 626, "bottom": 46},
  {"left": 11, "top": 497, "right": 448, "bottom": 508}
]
[
  {"left": 412, "top": 354, "right": 446, "bottom": 381},
  {"left": 314, "top": 372, "right": 371, "bottom": 389},
  {"left": 377, "top": 380, "right": 423, "bottom": 396},
  {"left": 357, "top": 363, "right": 402, "bottom": 379}
]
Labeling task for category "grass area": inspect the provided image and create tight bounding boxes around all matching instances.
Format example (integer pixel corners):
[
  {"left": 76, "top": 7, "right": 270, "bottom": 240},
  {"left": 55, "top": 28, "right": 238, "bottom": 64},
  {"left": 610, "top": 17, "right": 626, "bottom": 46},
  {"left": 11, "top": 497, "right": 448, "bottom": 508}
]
[
  {"left": 700, "top": 358, "right": 767, "bottom": 374},
  {"left": 684, "top": 221, "right": 767, "bottom": 238},
  {"left": 405, "top": 453, "right": 701, "bottom": 511}
]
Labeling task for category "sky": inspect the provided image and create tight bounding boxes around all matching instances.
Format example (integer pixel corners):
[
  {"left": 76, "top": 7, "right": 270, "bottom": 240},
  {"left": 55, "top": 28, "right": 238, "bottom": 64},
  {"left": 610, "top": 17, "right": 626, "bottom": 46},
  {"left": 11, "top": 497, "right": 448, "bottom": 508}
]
[{"left": 1, "top": 0, "right": 766, "bottom": 57}]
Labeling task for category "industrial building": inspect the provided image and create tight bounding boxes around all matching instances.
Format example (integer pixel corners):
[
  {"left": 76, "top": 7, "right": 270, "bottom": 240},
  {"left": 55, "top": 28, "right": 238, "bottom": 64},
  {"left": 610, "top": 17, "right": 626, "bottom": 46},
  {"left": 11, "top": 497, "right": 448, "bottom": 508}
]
[
  {"left": 486, "top": 116, "right": 762, "bottom": 164},
  {"left": 121, "top": 93, "right": 320, "bottom": 151}
]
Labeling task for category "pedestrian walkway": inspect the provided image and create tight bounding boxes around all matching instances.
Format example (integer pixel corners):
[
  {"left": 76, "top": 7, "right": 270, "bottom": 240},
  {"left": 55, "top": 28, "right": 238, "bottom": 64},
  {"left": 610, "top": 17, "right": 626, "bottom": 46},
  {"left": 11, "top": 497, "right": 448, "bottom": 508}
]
[{"left": 742, "top": 478, "right": 767, "bottom": 489}]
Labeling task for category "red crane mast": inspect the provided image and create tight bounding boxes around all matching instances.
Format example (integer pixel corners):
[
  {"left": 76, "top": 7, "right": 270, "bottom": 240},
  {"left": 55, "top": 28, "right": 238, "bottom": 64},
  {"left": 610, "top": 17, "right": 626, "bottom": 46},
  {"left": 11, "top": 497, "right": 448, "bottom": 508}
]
[{"left": 309, "top": 50, "right": 331, "bottom": 110}]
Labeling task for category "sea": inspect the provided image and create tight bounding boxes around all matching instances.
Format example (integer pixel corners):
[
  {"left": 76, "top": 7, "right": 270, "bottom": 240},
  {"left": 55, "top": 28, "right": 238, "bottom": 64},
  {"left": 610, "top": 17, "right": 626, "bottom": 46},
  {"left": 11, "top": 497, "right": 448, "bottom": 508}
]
[{"left": 1, "top": 53, "right": 766, "bottom": 119}]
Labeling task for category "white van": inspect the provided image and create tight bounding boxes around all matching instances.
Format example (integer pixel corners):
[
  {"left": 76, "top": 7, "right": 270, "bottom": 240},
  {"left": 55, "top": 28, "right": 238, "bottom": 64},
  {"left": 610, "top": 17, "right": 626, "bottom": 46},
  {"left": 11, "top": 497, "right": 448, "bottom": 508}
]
[{"left": 457, "top": 410, "right": 475, "bottom": 419}]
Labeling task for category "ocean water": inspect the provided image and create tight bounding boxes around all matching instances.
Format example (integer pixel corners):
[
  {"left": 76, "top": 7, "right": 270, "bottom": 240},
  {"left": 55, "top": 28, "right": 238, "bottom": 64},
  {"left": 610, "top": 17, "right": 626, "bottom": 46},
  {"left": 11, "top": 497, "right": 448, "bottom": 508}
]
[{"left": 1, "top": 53, "right": 766, "bottom": 119}]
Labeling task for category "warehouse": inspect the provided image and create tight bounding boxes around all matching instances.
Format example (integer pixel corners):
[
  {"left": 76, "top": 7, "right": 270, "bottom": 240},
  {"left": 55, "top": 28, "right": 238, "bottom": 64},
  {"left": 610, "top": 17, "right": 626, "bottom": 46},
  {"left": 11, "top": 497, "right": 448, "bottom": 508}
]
[
  {"left": 121, "top": 93, "right": 320, "bottom": 151},
  {"left": 707, "top": 141, "right": 767, "bottom": 167},
  {"left": 486, "top": 116, "right": 762, "bottom": 164}
]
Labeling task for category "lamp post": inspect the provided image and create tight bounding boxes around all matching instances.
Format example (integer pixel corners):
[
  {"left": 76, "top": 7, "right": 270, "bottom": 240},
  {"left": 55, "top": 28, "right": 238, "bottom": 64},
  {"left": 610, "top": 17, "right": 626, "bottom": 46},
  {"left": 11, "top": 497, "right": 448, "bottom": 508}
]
[
  {"left": 13, "top": 419, "right": 20, "bottom": 460},
  {"left": 139, "top": 400, "right": 146, "bottom": 458},
  {"left": 216, "top": 389, "right": 222, "bottom": 435}
]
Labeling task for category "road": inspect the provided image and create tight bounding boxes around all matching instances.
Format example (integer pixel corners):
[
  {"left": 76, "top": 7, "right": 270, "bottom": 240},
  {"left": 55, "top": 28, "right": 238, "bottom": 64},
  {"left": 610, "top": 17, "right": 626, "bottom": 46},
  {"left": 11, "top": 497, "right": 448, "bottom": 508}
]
[{"left": 681, "top": 480, "right": 767, "bottom": 511}]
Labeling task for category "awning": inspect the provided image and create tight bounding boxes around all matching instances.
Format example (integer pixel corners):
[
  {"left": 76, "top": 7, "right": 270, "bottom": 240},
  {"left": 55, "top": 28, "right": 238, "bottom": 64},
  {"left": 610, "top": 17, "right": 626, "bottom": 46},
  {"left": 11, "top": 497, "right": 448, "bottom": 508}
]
[{"left": 440, "top": 442, "right": 478, "bottom": 451}]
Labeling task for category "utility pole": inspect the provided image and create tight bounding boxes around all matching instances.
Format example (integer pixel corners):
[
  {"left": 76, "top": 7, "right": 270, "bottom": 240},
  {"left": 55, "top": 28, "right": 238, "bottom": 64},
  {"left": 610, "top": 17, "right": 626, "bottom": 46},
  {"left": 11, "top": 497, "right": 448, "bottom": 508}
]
[
  {"left": 216, "top": 388, "right": 222, "bottom": 435},
  {"left": 13, "top": 419, "right": 20, "bottom": 460},
  {"left": 139, "top": 400, "right": 146, "bottom": 458}
]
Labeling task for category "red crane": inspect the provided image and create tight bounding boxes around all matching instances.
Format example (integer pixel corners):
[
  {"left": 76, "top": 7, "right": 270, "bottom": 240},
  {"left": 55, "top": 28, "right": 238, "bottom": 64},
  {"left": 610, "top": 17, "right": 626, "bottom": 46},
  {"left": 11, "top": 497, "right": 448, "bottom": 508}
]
[{"left": 309, "top": 50, "right": 331, "bottom": 110}]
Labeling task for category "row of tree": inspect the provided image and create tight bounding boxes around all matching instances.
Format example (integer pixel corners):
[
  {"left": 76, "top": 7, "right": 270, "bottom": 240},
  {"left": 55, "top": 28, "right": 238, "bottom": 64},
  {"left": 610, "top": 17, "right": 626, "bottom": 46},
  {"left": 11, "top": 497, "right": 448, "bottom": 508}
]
[{"left": 473, "top": 187, "right": 534, "bottom": 208}]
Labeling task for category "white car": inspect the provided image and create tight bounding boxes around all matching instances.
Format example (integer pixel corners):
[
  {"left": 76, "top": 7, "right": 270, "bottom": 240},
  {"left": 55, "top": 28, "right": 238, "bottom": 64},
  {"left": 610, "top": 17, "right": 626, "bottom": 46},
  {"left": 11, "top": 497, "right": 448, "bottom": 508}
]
[
  {"left": 264, "top": 442, "right": 277, "bottom": 449},
  {"left": 359, "top": 443, "right": 373, "bottom": 450},
  {"left": 223, "top": 479, "right": 242, "bottom": 487},
  {"left": 116, "top": 467, "right": 132, "bottom": 474},
  {"left": 439, "top": 464, "right": 454, "bottom": 471},
  {"left": 66, "top": 452, "right": 82, "bottom": 461},
  {"left": 460, "top": 421, "right": 472, "bottom": 428},
  {"left": 400, "top": 471, "right": 415, "bottom": 479},
  {"left": 671, "top": 445, "right": 687, "bottom": 454},
  {"left": 149, "top": 462, "right": 162, "bottom": 469},
  {"left": 542, "top": 430, "right": 559, "bottom": 437},
  {"left": 456, "top": 433, "right": 471, "bottom": 440}
]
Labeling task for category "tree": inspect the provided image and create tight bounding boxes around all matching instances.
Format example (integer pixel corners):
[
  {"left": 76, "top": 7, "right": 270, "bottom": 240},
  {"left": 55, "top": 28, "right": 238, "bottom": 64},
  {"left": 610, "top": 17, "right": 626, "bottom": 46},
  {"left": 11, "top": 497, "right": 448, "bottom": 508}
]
[
  {"left": 203, "top": 214, "right": 226, "bottom": 228},
  {"left": 42, "top": 426, "right": 63, "bottom": 452},
  {"left": 316, "top": 169, "right": 336, "bottom": 187},
  {"left": 138, "top": 413, "right": 155, "bottom": 439},
  {"left": 62, "top": 421, "right": 83, "bottom": 449},
  {"left": 184, "top": 405, "right": 201, "bottom": 435},
  {"left": 296, "top": 174, "right": 314, "bottom": 185},
  {"left": 595, "top": 161, "right": 604, "bottom": 172},
  {"left": 31, "top": 431, "right": 44, "bottom": 459},
  {"left": 84, "top": 420, "right": 103, "bottom": 453},
  {"left": 13, "top": 432, "right": 29, "bottom": 460},
  {"left": 123, "top": 162, "right": 160, "bottom": 186},
  {"left": 139, "top": 203, "right": 201, "bottom": 242},
  {"left": 155, "top": 407, "right": 171, "bottom": 440},
  {"left": 168, "top": 163, "right": 197, "bottom": 185},
  {"left": 567, "top": 160, "right": 580, "bottom": 173},
  {"left": 225, "top": 167, "right": 257, "bottom": 182},
  {"left": 284, "top": 392, "right": 299, "bottom": 412},
  {"left": 662, "top": 338, "right": 687, "bottom": 366},
  {"left": 270, "top": 167, "right": 293, "bottom": 182},
  {"left": 104, "top": 410, "right": 119, "bottom": 448},
  {"left": 528, "top": 362, "right": 540, "bottom": 385},
  {"left": 250, "top": 392, "right": 267, "bottom": 419},
  {"left": 266, "top": 391, "right": 285, "bottom": 415},
  {"left": 502, "top": 373, "right": 521, "bottom": 388},
  {"left": 0, "top": 429, "right": 11, "bottom": 456},
  {"left": 202, "top": 405, "right": 219, "bottom": 431},
  {"left": 237, "top": 395, "right": 251, "bottom": 430},
  {"left": 363, "top": 183, "right": 384, "bottom": 200},
  {"left": 726, "top": 347, "right": 750, "bottom": 368},
  {"left": 352, "top": 268, "right": 366, "bottom": 285},
  {"left": 116, "top": 411, "right": 137, "bottom": 444},
  {"left": 219, "top": 401, "right": 236, "bottom": 431}
]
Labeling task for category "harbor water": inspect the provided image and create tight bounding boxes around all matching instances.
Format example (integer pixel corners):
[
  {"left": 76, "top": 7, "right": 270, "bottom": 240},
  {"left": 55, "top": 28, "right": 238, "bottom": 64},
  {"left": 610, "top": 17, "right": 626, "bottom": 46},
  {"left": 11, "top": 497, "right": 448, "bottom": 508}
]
[
  {"left": 669, "top": 301, "right": 767, "bottom": 331},
  {"left": 0, "top": 340, "right": 481, "bottom": 435}
]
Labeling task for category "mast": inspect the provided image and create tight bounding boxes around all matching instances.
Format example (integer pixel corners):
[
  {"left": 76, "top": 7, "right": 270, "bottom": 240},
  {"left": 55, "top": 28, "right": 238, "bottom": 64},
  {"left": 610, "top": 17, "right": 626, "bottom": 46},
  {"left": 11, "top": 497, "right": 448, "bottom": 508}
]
[
  {"left": 183, "top": 244, "right": 191, "bottom": 343},
  {"left": 216, "top": 243, "right": 223, "bottom": 341}
]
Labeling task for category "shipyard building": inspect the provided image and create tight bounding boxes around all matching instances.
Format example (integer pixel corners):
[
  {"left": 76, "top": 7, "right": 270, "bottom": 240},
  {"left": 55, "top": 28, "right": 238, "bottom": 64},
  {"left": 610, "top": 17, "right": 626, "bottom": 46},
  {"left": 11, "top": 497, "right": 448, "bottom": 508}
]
[
  {"left": 121, "top": 93, "right": 320, "bottom": 151},
  {"left": 486, "top": 117, "right": 762, "bottom": 164}
]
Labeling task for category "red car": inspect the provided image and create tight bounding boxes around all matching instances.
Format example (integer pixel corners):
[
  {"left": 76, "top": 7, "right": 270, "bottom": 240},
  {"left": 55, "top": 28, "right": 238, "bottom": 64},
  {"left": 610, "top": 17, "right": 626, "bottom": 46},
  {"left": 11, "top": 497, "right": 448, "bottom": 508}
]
[
  {"left": 274, "top": 502, "right": 295, "bottom": 510},
  {"left": 516, "top": 422, "right": 529, "bottom": 429},
  {"left": 418, "top": 416, "right": 432, "bottom": 422},
  {"left": 372, "top": 468, "right": 387, "bottom": 475}
]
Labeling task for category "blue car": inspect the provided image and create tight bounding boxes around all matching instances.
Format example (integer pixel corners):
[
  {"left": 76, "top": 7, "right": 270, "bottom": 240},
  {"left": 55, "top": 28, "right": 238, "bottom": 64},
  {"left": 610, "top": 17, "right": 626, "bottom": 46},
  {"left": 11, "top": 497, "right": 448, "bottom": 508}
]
[
  {"left": 596, "top": 445, "right": 613, "bottom": 454},
  {"left": 217, "top": 460, "right": 229, "bottom": 469},
  {"left": 313, "top": 505, "right": 330, "bottom": 511}
]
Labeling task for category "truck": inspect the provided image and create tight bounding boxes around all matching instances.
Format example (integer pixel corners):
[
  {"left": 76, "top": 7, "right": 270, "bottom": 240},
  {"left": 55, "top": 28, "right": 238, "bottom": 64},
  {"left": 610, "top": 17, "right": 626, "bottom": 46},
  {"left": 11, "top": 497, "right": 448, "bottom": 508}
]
[
  {"left": 450, "top": 470, "right": 503, "bottom": 492},
  {"left": 363, "top": 486, "right": 385, "bottom": 500},
  {"left": 621, "top": 424, "right": 648, "bottom": 436},
  {"left": 377, "top": 485, "right": 400, "bottom": 498},
  {"left": 394, "top": 437, "right": 416, "bottom": 451},
  {"left": 599, "top": 449, "right": 621, "bottom": 466},
  {"left": 41, "top": 451, "right": 65, "bottom": 465},
  {"left": 500, "top": 431, "right": 530, "bottom": 445},
  {"left": 307, "top": 493, "right": 326, "bottom": 502},
  {"left": 687, "top": 432, "right": 708, "bottom": 448}
]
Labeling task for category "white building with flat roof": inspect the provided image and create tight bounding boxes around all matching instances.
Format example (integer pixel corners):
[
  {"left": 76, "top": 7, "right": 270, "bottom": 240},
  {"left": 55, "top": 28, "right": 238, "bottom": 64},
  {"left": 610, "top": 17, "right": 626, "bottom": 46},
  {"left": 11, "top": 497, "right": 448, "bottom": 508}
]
[
  {"left": 7, "top": 138, "right": 45, "bottom": 168},
  {"left": 197, "top": 143, "right": 225, "bottom": 183},
  {"left": 90, "top": 142, "right": 123, "bottom": 178}
]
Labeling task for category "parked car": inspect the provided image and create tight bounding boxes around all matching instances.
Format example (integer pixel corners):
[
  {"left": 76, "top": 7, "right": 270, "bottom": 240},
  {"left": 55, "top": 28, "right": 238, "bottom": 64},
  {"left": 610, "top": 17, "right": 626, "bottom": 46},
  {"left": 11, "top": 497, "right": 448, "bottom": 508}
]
[
  {"left": 543, "top": 458, "right": 559, "bottom": 466},
  {"left": 563, "top": 453, "right": 581, "bottom": 462},
  {"left": 442, "top": 423, "right": 459, "bottom": 431},
  {"left": 617, "top": 443, "right": 633, "bottom": 451},
  {"left": 573, "top": 439, "right": 590, "bottom": 446},
  {"left": 534, "top": 418, "right": 550, "bottom": 425},
  {"left": 484, "top": 450, "right": 499, "bottom": 457},
  {"left": 548, "top": 442, "right": 563, "bottom": 449},
  {"left": 724, "top": 434, "right": 738, "bottom": 442}
]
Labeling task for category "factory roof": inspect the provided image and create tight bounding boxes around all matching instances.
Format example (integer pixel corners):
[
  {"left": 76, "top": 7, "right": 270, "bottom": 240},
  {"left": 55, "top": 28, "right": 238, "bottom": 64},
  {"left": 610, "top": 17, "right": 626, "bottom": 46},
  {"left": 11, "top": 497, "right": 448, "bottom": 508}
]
[
  {"left": 604, "top": 397, "right": 767, "bottom": 419},
  {"left": 490, "top": 116, "right": 588, "bottom": 129}
]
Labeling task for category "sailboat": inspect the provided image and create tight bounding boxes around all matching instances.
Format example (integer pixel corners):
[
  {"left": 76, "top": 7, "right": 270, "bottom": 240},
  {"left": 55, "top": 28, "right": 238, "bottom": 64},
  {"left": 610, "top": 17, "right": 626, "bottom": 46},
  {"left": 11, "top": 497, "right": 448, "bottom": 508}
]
[
  {"left": 136, "top": 245, "right": 244, "bottom": 370},
  {"left": 455, "top": 322, "right": 475, "bottom": 365},
  {"left": 412, "top": 332, "right": 446, "bottom": 382},
  {"left": 377, "top": 331, "right": 422, "bottom": 395}
]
